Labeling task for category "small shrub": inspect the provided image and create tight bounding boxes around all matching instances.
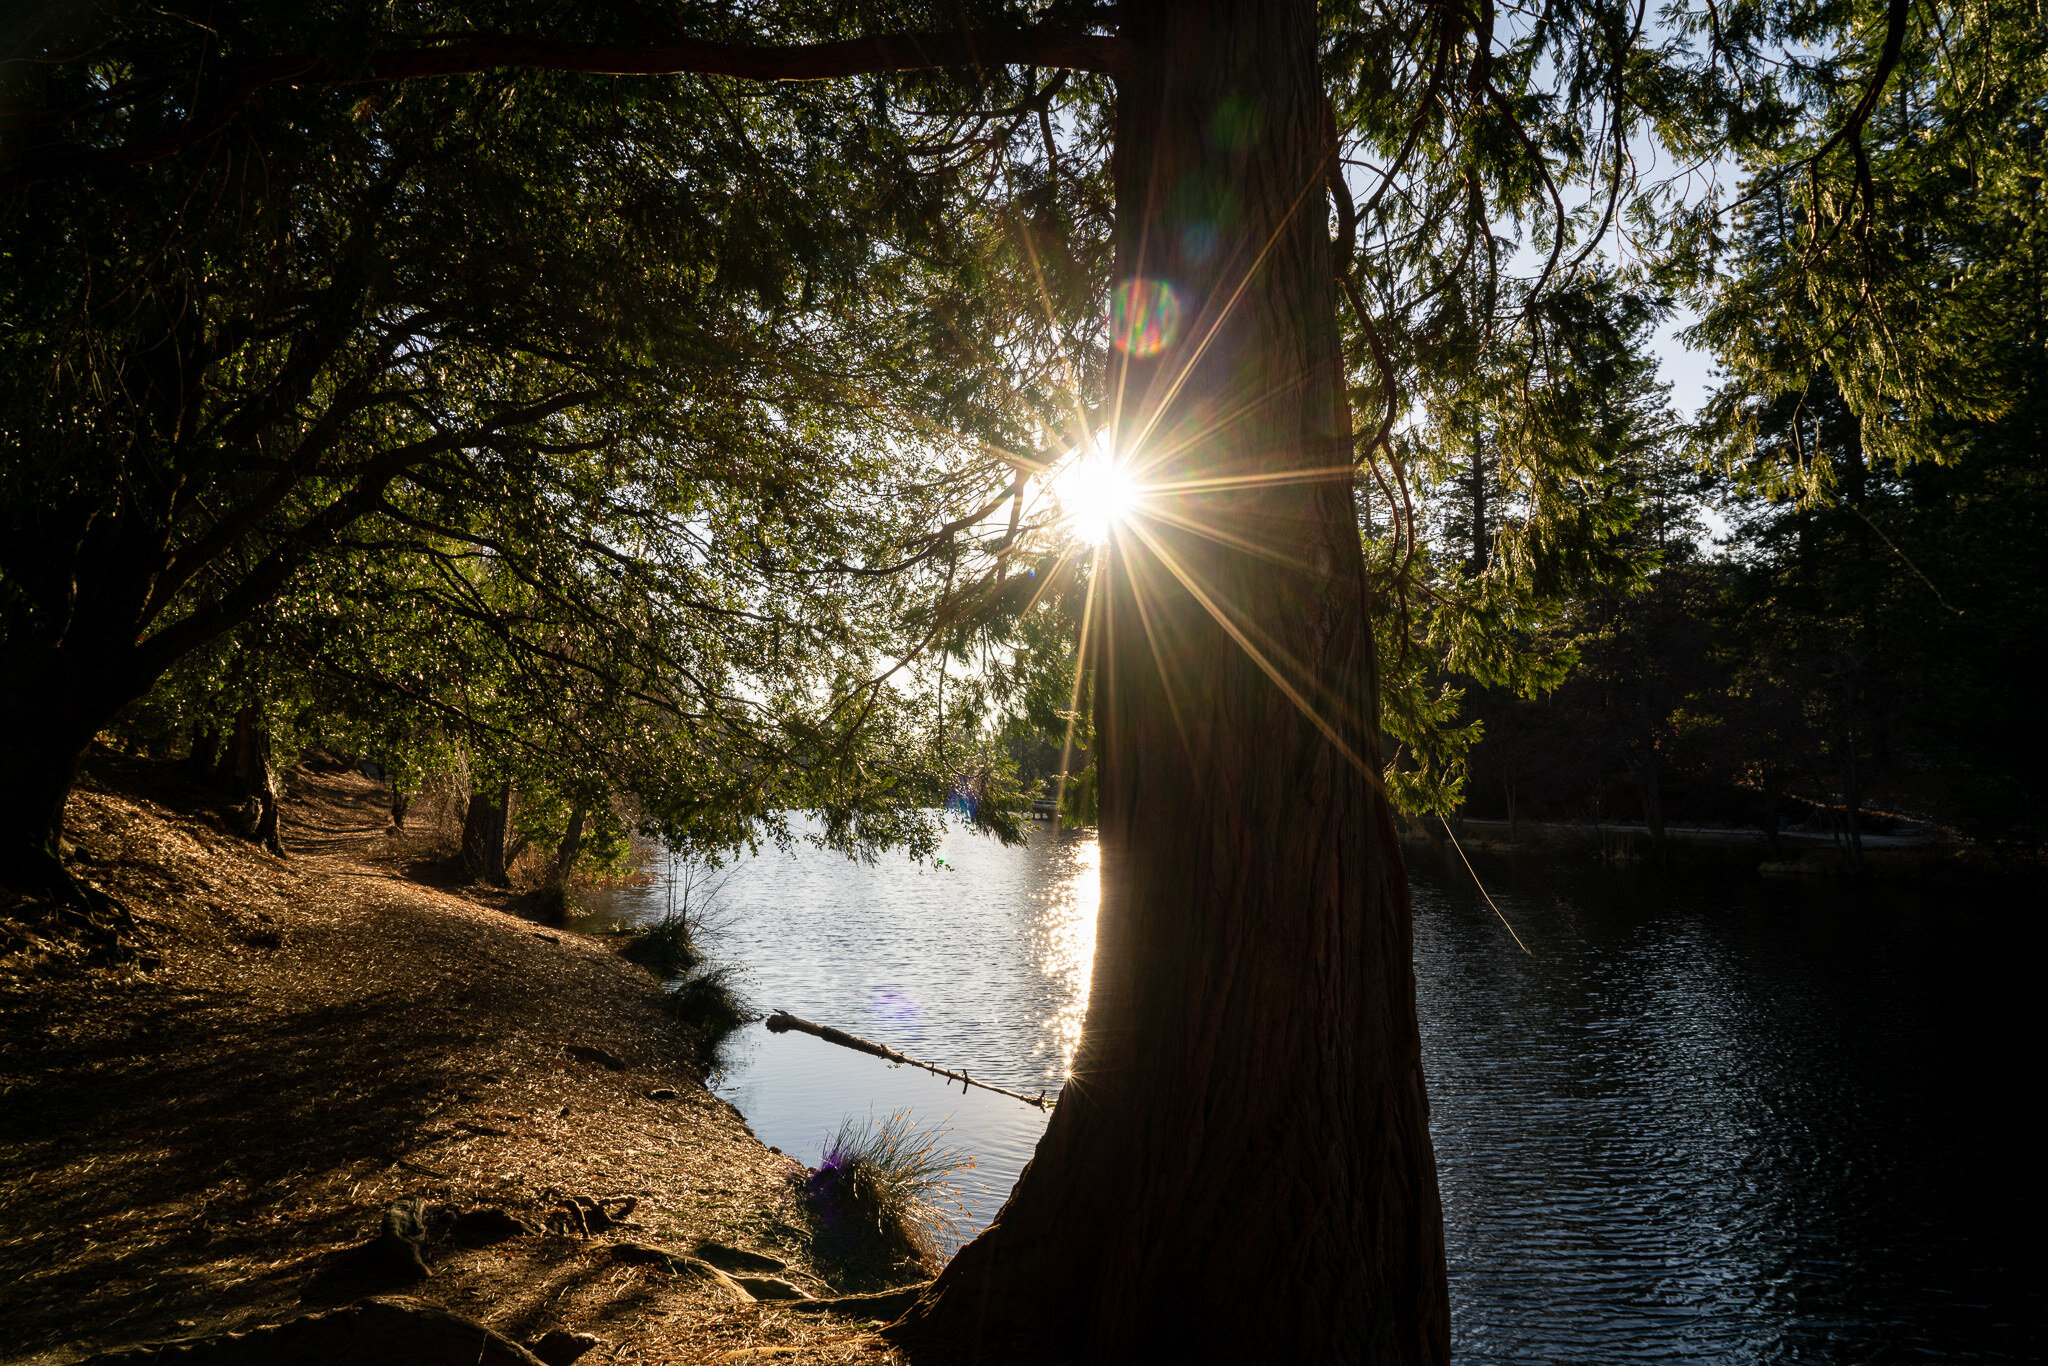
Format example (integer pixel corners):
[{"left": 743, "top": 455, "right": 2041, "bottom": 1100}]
[
  {"left": 797, "top": 1112, "right": 973, "bottom": 1291},
  {"left": 510, "top": 881, "right": 575, "bottom": 925},
  {"left": 667, "top": 963, "right": 751, "bottom": 1065},
  {"left": 620, "top": 848, "right": 749, "bottom": 1068},
  {"left": 623, "top": 913, "right": 703, "bottom": 978},
  {"left": 623, "top": 848, "right": 730, "bottom": 978}
]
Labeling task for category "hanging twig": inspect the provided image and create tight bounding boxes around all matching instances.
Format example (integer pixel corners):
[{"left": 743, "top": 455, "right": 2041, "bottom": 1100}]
[
  {"left": 763, "top": 1010, "right": 1055, "bottom": 1110},
  {"left": 1439, "top": 815, "right": 1533, "bottom": 956}
]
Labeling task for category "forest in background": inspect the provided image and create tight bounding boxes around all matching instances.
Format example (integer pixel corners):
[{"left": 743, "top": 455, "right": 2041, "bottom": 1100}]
[
  {"left": 1378, "top": 7, "right": 2048, "bottom": 856},
  {"left": 1417, "top": 128, "right": 2046, "bottom": 852}
]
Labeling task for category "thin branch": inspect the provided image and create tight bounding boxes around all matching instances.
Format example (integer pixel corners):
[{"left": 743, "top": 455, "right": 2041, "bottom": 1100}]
[{"left": 764, "top": 1010, "right": 1054, "bottom": 1109}]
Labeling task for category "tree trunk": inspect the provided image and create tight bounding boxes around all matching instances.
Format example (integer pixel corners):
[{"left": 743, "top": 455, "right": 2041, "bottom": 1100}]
[
  {"left": 548, "top": 803, "right": 589, "bottom": 888},
  {"left": 187, "top": 724, "right": 222, "bottom": 782},
  {"left": 461, "top": 780, "right": 513, "bottom": 886},
  {"left": 226, "top": 706, "right": 285, "bottom": 856},
  {"left": 0, "top": 712, "right": 98, "bottom": 897},
  {"left": 891, "top": 4, "right": 1448, "bottom": 1361},
  {"left": 1625, "top": 743, "right": 1666, "bottom": 847},
  {"left": 1841, "top": 683, "right": 1866, "bottom": 870},
  {"left": 1466, "top": 425, "right": 1490, "bottom": 576},
  {"left": 0, "top": 646, "right": 137, "bottom": 901},
  {"left": 1637, "top": 756, "right": 1666, "bottom": 847}
]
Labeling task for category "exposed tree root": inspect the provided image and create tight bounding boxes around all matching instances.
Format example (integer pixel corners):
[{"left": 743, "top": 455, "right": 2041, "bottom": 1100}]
[{"left": 76, "top": 1296, "right": 544, "bottom": 1366}]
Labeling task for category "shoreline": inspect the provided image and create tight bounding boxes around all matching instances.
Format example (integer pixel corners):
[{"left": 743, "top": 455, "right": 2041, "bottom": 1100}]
[
  {"left": 1400, "top": 817, "right": 2031, "bottom": 883},
  {"left": 0, "top": 758, "right": 899, "bottom": 1365}
]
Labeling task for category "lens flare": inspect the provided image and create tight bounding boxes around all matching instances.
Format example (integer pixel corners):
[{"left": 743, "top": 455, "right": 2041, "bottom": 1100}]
[
  {"left": 1053, "top": 441, "right": 1139, "bottom": 545},
  {"left": 1110, "top": 277, "right": 1183, "bottom": 357}
]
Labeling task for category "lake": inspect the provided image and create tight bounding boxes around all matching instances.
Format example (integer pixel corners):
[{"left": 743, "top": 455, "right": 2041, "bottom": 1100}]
[{"left": 585, "top": 820, "right": 2041, "bottom": 1364}]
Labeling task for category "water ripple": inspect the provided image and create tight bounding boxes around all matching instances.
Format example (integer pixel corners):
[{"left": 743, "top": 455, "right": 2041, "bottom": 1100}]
[{"left": 586, "top": 825, "right": 2041, "bottom": 1362}]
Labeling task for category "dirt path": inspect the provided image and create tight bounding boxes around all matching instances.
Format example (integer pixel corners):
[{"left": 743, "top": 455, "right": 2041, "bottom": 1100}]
[{"left": 0, "top": 759, "right": 898, "bottom": 1365}]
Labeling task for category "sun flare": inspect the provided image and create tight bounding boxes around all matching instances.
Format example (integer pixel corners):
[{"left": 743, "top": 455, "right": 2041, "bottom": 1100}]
[{"left": 1052, "top": 441, "right": 1139, "bottom": 546}]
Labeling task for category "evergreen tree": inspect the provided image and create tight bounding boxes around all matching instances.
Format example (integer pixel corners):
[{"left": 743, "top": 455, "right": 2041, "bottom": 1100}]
[
  {"left": 0, "top": 0, "right": 1063, "bottom": 897},
  {"left": 1686, "top": 0, "right": 2048, "bottom": 842},
  {"left": 3, "top": 0, "right": 1992, "bottom": 1358}
]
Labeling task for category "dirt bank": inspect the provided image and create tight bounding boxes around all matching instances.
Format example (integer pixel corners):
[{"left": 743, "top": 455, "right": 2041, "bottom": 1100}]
[{"left": 0, "top": 757, "right": 898, "bottom": 1365}]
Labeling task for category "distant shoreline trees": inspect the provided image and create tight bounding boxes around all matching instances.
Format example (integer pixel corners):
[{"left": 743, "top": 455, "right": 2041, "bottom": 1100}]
[{"left": 1441, "top": 0, "right": 2048, "bottom": 851}]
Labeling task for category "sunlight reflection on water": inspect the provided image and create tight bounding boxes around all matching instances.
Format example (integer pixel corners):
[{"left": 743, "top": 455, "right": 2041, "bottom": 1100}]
[
  {"left": 1035, "top": 838, "right": 1098, "bottom": 1077},
  {"left": 584, "top": 817, "right": 1099, "bottom": 1234},
  {"left": 584, "top": 823, "right": 2040, "bottom": 1363}
]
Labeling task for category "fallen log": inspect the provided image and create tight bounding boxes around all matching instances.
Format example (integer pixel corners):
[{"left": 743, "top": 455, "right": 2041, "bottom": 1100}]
[{"left": 762, "top": 1010, "right": 1055, "bottom": 1110}]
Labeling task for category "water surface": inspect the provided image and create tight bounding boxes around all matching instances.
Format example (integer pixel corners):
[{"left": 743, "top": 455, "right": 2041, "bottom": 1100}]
[
  {"left": 587, "top": 823, "right": 2040, "bottom": 1363},
  {"left": 589, "top": 819, "right": 1088, "bottom": 1221},
  {"left": 1414, "top": 848, "right": 2041, "bottom": 1364}
]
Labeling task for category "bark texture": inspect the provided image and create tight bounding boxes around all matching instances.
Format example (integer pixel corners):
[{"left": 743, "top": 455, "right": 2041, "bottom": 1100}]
[
  {"left": 461, "top": 781, "right": 514, "bottom": 887},
  {"left": 890, "top": 3, "right": 1448, "bottom": 1361}
]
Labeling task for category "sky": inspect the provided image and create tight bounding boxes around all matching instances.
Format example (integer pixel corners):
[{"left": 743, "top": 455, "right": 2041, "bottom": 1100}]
[{"left": 1654, "top": 306, "right": 1720, "bottom": 422}]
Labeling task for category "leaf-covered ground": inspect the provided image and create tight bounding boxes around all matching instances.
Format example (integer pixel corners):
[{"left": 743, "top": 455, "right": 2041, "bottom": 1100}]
[{"left": 0, "top": 759, "right": 900, "bottom": 1365}]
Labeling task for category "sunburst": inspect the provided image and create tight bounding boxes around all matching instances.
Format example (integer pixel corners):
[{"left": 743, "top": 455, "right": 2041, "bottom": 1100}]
[{"left": 1049, "top": 437, "right": 1140, "bottom": 546}]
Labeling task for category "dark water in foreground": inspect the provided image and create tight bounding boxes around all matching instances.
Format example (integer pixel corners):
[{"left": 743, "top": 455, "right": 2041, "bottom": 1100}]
[
  {"left": 587, "top": 824, "right": 2042, "bottom": 1363},
  {"left": 1415, "top": 849, "right": 2041, "bottom": 1364}
]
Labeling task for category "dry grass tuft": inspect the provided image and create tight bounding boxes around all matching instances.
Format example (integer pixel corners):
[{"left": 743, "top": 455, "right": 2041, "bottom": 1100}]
[{"left": 795, "top": 1114, "right": 973, "bottom": 1294}]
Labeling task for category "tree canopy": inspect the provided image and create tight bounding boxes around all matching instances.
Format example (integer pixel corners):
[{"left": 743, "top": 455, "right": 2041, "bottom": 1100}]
[
  {"left": 1, "top": 0, "right": 1120, "bottom": 886},
  {"left": 1433, "top": 0, "right": 2048, "bottom": 848}
]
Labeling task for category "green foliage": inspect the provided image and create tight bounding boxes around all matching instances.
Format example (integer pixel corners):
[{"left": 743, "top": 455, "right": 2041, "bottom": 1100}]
[
  {"left": 974, "top": 577, "right": 1099, "bottom": 823},
  {"left": 1364, "top": 291, "right": 1687, "bottom": 816},
  {"left": 1453, "top": 205, "right": 2048, "bottom": 846},
  {"left": 1377, "top": 670, "right": 1481, "bottom": 818},
  {"left": 1677, "top": 0, "right": 2046, "bottom": 480},
  {"left": 1315, "top": 0, "right": 1737, "bottom": 816},
  {"left": 1659, "top": 0, "right": 2048, "bottom": 843},
  {"left": 17, "top": 0, "right": 2034, "bottom": 860},
  {"left": 3, "top": 0, "right": 1113, "bottom": 864}
]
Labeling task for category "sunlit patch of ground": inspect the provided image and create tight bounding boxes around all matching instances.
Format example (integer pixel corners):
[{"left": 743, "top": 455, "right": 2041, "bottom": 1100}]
[{"left": 0, "top": 759, "right": 900, "bottom": 1365}]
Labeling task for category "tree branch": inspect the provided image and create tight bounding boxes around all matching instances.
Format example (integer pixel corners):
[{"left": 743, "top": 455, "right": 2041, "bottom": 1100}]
[
  {"left": 2, "top": 25, "right": 1127, "bottom": 194},
  {"left": 1805, "top": 0, "right": 1912, "bottom": 238},
  {"left": 128, "top": 389, "right": 598, "bottom": 680}
]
